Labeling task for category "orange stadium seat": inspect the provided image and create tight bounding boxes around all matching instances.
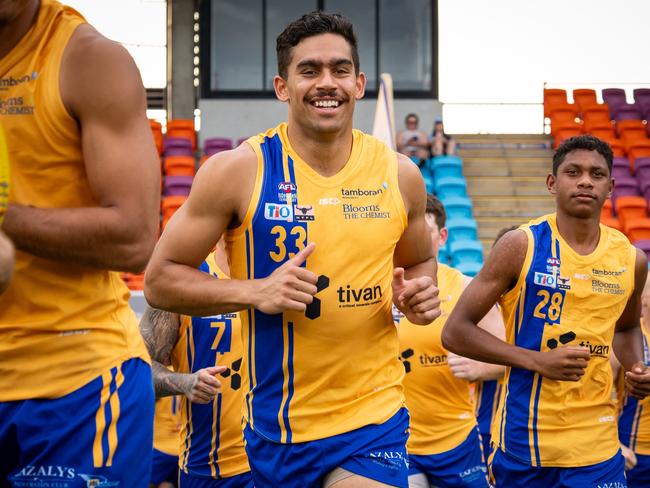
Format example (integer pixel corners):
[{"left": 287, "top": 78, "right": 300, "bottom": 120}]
[
  {"left": 618, "top": 120, "right": 648, "bottom": 151},
  {"left": 164, "top": 155, "right": 196, "bottom": 176},
  {"left": 628, "top": 140, "right": 650, "bottom": 168},
  {"left": 581, "top": 102, "right": 610, "bottom": 123},
  {"left": 600, "top": 216, "right": 622, "bottom": 232},
  {"left": 584, "top": 118, "right": 614, "bottom": 135},
  {"left": 544, "top": 89, "right": 573, "bottom": 118},
  {"left": 589, "top": 126, "right": 616, "bottom": 141},
  {"left": 625, "top": 217, "right": 650, "bottom": 241},
  {"left": 199, "top": 154, "right": 210, "bottom": 166},
  {"left": 602, "top": 198, "right": 613, "bottom": 219},
  {"left": 149, "top": 119, "right": 163, "bottom": 155},
  {"left": 599, "top": 136, "right": 625, "bottom": 158},
  {"left": 615, "top": 196, "right": 648, "bottom": 229},
  {"left": 548, "top": 103, "right": 578, "bottom": 125},
  {"left": 162, "top": 195, "right": 187, "bottom": 229},
  {"left": 572, "top": 89, "right": 597, "bottom": 114},
  {"left": 167, "top": 119, "right": 197, "bottom": 151}
]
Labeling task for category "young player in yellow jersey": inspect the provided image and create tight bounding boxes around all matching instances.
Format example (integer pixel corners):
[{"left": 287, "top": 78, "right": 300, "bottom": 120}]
[
  {"left": 0, "top": 0, "right": 160, "bottom": 485},
  {"left": 145, "top": 11, "right": 441, "bottom": 488},
  {"left": 397, "top": 195, "right": 505, "bottom": 488},
  {"left": 151, "top": 395, "right": 182, "bottom": 488},
  {"left": 615, "top": 274, "right": 650, "bottom": 486},
  {"left": 443, "top": 135, "right": 650, "bottom": 487},
  {"left": 140, "top": 245, "right": 253, "bottom": 488}
]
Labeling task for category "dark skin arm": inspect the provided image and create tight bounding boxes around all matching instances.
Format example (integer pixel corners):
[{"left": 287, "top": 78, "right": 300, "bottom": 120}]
[
  {"left": 392, "top": 153, "right": 440, "bottom": 324},
  {"left": 614, "top": 248, "right": 650, "bottom": 399},
  {"left": 2, "top": 25, "right": 160, "bottom": 273},
  {"left": 442, "top": 229, "right": 590, "bottom": 381},
  {"left": 139, "top": 306, "right": 226, "bottom": 403}
]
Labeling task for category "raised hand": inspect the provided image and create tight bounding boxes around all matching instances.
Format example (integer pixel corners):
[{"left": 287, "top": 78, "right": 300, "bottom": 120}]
[
  {"left": 532, "top": 346, "right": 590, "bottom": 381},
  {"left": 253, "top": 242, "right": 318, "bottom": 314},
  {"left": 625, "top": 361, "right": 650, "bottom": 399},
  {"left": 392, "top": 267, "right": 440, "bottom": 325},
  {"left": 185, "top": 365, "right": 227, "bottom": 404}
]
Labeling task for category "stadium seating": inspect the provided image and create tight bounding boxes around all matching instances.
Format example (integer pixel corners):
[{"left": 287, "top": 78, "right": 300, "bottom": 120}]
[
  {"left": 432, "top": 155, "right": 463, "bottom": 181},
  {"left": 164, "top": 137, "right": 193, "bottom": 157},
  {"left": 633, "top": 239, "right": 650, "bottom": 260},
  {"left": 628, "top": 140, "right": 650, "bottom": 168},
  {"left": 149, "top": 119, "right": 163, "bottom": 155},
  {"left": 572, "top": 89, "right": 597, "bottom": 115},
  {"left": 455, "top": 261, "right": 482, "bottom": 277},
  {"left": 601, "top": 216, "right": 623, "bottom": 232},
  {"left": 162, "top": 195, "right": 187, "bottom": 229},
  {"left": 435, "top": 177, "right": 467, "bottom": 199},
  {"left": 446, "top": 218, "right": 478, "bottom": 243},
  {"left": 164, "top": 155, "right": 196, "bottom": 177},
  {"left": 167, "top": 119, "right": 196, "bottom": 151},
  {"left": 635, "top": 157, "right": 650, "bottom": 181},
  {"left": 544, "top": 89, "right": 574, "bottom": 118},
  {"left": 450, "top": 239, "right": 484, "bottom": 267},
  {"left": 625, "top": 218, "right": 650, "bottom": 242},
  {"left": 204, "top": 137, "right": 233, "bottom": 156},
  {"left": 615, "top": 196, "right": 647, "bottom": 229},
  {"left": 164, "top": 175, "right": 193, "bottom": 196},
  {"left": 602, "top": 199, "right": 613, "bottom": 219},
  {"left": 602, "top": 88, "right": 627, "bottom": 117},
  {"left": 612, "top": 176, "right": 640, "bottom": 200},
  {"left": 441, "top": 196, "right": 473, "bottom": 219},
  {"left": 614, "top": 105, "right": 643, "bottom": 122}
]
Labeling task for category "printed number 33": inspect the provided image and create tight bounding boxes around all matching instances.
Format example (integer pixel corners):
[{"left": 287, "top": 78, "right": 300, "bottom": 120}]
[{"left": 270, "top": 225, "right": 307, "bottom": 262}]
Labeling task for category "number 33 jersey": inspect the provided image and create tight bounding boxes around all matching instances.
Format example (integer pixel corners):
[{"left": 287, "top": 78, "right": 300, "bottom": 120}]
[
  {"left": 496, "top": 213, "right": 636, "bottom": 468},
  {"left": 226, "top": 123, "right": 408, "bottom": 444}
]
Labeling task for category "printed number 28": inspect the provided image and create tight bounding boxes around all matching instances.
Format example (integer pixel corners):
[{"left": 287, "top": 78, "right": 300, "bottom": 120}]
[
  {"left": 270, "top": 225, "right": 307, "bottom": 262},
  {"left": 533, "top": 290, "right": 563, "bottom": 322}
]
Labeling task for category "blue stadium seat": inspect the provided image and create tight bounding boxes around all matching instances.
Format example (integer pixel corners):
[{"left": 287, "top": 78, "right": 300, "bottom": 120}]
[
  {"left": 450, "top": 239, "right": 484, "bottom": 266},
  {"left": 441, "top": 196, "right": 473, "bottom": 219},
  {"left": 432, "top": 156, "right": 463, "bottom": 181},
  {"left": 455, "top": 261, "right": 482, "bottom": 277},
  {"left": 420, "top": 167, "right": 435, "bottom": 194},
  {"left": 446, "top": 218, "right": 478, "bottom": 243},
  {"left": 435, "top": 177, "right": 467, "bottom": 199},
  {"left": 438, "top": 240, "right": 451, "bottom": 265}
]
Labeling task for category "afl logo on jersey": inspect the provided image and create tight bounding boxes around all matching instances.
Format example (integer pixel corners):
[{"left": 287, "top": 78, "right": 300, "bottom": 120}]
[{"left": 278, "top": 182, "right": 297, "bottom": 203}]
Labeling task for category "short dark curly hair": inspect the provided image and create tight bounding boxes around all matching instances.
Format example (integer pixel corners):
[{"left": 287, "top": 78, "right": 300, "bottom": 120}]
[
  {"left": 276, "top": 11, "right": 359, "bottom": 79},
  {"left": 552, "top": 135, "right": 613, "bottom": 176}
]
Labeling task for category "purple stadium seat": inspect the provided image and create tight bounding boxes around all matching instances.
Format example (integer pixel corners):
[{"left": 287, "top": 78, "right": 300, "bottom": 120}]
[
  {"left": 613, "top": 176, "right": 640, "bottom": 201},
  {"left": 602, "top": 88, "right": 627, "bottom": 118},
  {"left": 633, "top": 88, "right": 650, "bottom": 113},
  {"left": 164, "top": 175, "right": 194, "bottom": 196},
  {"left": 634, "top": 239, "right": 650, "bottom": 258},
  {"left": 164, "top": 137, "right": 193, "bottom": 157},
  {"left": 613, "top": 166, "right": 631, "bottom": 179},
  {"left": 639, "top": 179, "right": 650, "bottom": 201},
  {"left": 614, "top": 104, "right": 643, "bottom": 122},
  {"left": 204, "top": 137, "right": 233, "bottom": 156},
  {"left": 613, "top": 156, "right": 631, "bottom": 174},
  {"left": 635, "top": 158, "right": 650, "bottom": 181}
]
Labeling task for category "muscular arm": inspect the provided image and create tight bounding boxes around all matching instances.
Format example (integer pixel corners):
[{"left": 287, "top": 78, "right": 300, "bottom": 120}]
[
  {"left": 140, "top": 306, "right": 223, "bottom": 401},
  {"left": 145, "top": 145, "right": 318, "bottom": 316},
  {"left": 394, "top": 154, "right": 437, "bottom": 284},
  {"left": 0, "top": 230, "right": 14, "bottom": 293},
  {"left": 2, "top": 26, "right": 159, "bottom": 272}
]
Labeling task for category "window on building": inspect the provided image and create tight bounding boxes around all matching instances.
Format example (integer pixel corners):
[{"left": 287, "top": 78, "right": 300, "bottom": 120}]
[{"left": 201, "top": 0, "right": 437, "bottom": 98}]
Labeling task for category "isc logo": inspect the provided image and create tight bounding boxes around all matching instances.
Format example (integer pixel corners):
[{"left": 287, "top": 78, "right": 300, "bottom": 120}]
[
  {"left": 534, "top": 272, "right": 556, "bottom": 289},
  {"left": 264, "top": 203, "right": 293, "bottom": 222}
]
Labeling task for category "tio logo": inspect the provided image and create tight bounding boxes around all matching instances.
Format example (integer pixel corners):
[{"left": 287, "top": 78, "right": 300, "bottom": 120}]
[{"left": 264, "top": 203, "right": 293, "bottom": 222}]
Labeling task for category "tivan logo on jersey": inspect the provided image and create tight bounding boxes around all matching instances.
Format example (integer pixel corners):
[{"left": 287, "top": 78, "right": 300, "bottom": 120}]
[
  {"left": 534, "top": 272, "right": 556, "bottom": 289},
  {"left": 337, "top": 284, "right": 382, "bottom": 308},
  {"left": 277, "top": 182, "right": 297, "bottom": 203},
  {"left": 294, "top": 204, "right": 315, "bottom": 221},
  {"left": 578, "top": 340, "right": 610, "bottom": 358},
  {"left": 419, "top": 352, "right": 447, "bottom": 367},
  {"left": 264, "top": 203, "right": 293, "bottom": 222}
]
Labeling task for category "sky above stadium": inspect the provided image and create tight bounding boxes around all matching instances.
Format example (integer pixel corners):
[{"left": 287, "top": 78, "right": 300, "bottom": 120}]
[{"left": 64, "top": 0, "right": 650, "bottom": 134}]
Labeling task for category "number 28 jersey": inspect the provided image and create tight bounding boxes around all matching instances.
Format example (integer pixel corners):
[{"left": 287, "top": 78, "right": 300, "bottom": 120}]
[
  {"left": 226, "top": 123, "right": 408, "bottom": 444},
  {"left": 495, "top": 213, "right": 636, "bottom": 467}
]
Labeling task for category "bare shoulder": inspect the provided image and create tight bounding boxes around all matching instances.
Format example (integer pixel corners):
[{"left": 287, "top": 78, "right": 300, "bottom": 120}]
[
  {"left": 60, "top": 24, "right": 144, "bottom": 117},
  {"left": 395, "top": 152, "right": 426, "bottom": 213},
  {"left": 480, "top": 228, "right": 528, "bottom": 286},
  {"left": 191, "top": 142, "right": 259, "bottom": 225}
]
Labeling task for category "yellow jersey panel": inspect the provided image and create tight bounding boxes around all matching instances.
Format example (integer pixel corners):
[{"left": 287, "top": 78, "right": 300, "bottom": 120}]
[
  {"left": 171, "top": 253, "right": 249, "bottom": 479},
  {"left": 153, "top": 395, "right": 181, "bottom": 456},
  {"left": 398, "top": 264, "right": 477, "bottom": 455},
  {"left": 496, "top": 213, "right": 636, "bottom": 467},
  {"left": 618, "top": 323, "right": 650, "bottom": 455},
  {"left": 226, "top": 123, "right": 408, "bottom": 443},
  {"left": 0, "top": 0, "right": 148, "bottom": 400}
]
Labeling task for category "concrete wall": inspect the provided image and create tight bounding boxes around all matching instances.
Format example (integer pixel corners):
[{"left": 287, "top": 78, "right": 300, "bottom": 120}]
[{"left": 198, "top": 98, "right": 442, "bottom": 146}]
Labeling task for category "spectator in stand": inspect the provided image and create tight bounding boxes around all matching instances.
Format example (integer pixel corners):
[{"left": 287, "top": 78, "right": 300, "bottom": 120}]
[
  {"left": 397, "top": 113, "right": 431, "bottom": 164},
  {"left": 431, "top": 118, "right": 457, "bottom": 156}
]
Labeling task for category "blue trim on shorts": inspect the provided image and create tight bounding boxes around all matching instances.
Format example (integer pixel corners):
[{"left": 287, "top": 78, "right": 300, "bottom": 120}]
[
  {"left": 0, "top": 358, "right": 154, "bottom": 487},
  {"left": 244, "top": 407, "right": 410, "bottom": 488},
  {"left": 179, "top": 470, "right": 254, "bottom": 488},
  {"left": 490, "top": 447, "right": 626, "bottom": 487},
  {"left": 408, "top": 427, "right": 489, "bottom": 487}
]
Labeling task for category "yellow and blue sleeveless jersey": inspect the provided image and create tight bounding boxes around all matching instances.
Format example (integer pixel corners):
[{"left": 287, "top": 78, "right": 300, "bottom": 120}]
[
  {"left": 153, "top": 395, "right": 181, "bottom": 456},
  {"left": 171, "top": 254, "right": 249, "bottom": 479},
  {"left": 495, "top": 213, "right": 637, "bottom": 467},
  {"left": 0, "top": 0, "right": 149, "bottom": 401},
  {"left": 225, "top": 122, "right": 408, "bottom": 443},
  {"left": 618, "top": 323, "right": 650, "bottom": 455},
  {"left": 475, "top": 380, "right": 503, "bottom": 443},
  {"left": 397, "top": 264, "right": 477, "bottom": 455}
]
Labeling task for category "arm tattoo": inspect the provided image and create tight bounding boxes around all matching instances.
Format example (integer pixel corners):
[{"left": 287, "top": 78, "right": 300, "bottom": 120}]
[{"left": 140, "top": 306, "right": 192, "bottom": 398}]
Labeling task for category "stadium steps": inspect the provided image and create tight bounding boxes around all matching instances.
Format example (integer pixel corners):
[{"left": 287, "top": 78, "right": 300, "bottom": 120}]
[{"left": 455, "top": 134, "right": 555, "bottom": 255}]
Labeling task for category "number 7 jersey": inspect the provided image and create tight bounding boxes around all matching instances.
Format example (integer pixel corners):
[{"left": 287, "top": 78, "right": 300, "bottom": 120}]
[
  {"left": 495, "top": 213, "right": 637, "bottom": 467},
  {"left": 226, "top": 123, "right": 408, "bottom": 444}
]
